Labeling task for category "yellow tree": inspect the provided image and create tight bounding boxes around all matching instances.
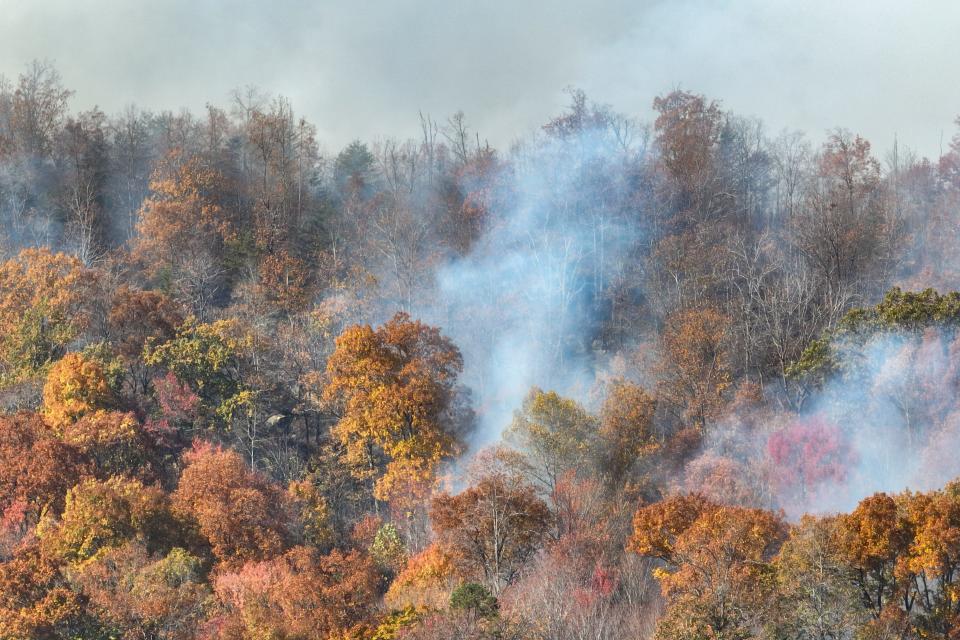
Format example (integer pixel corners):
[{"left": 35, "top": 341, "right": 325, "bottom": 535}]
[
  {"left": 39, "top": 476, "right": 174, "bottom": 566},
  {"left": 143, "top": 316, "right": 258, "bottom": 445},
  {"left": 322, "top": 312, "right": 469, "bottom": 504},
  {"left": 505, "top": 388, "right": 597, "bottom": 497},
  {"left": 40, "top": 352, "right": 113, "bottom": 434},
  {"left": 0, "top": 248, "right": 94, "bottom": 386},
  {"left": 597, "top": 379, "right": 658, "bottom": 488}
]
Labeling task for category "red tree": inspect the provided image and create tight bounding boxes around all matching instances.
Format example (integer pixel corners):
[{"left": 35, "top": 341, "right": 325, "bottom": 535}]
[{"left": 767, "top": 415, "right": 853, "bottom": 511}]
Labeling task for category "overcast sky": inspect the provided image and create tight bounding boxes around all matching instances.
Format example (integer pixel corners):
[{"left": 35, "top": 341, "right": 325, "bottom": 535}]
[{"left": 1, "top": 0, "right": 958, "bottom": 158}]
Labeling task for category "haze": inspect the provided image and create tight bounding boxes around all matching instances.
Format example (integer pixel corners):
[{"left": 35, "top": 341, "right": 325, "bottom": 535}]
[{"left": 2, "top": 0, "right": 958, "bottom": 157}]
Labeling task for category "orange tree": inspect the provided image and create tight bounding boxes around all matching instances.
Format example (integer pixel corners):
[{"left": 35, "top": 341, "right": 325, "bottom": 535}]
[
  {"left": 212, "top": 545, "right": 379, "bottom": 639},
  {"left": 0, "top": 540, "right": 93, "bottom": 639},
  {"left": 430, "top": 468, "right": 551, "bottom": 596},
  {"left": 629, "top": 494, "right": 787, "bottom": 640},
  {"left": 322, "top": 312, "right": 470, "bottom": 504},
  {"left": 133, "top": 152, "right": 237, "bottom": 317},
  {"left": 107, "top": 286, "right": 184, "bottom": 395},
  {"left": 384, "top": 542, "right": 457, "bottom": 611},
  {"left": 72, "top": 542, "right": 209, "bottom": 640},
  {"left": 831, "top": 486, "right": 960, "bottom": 637},
  {"left": 656, "top": 307, "right": 732, "bottom": 432},
  {"left": 833, "top": 492, "right": 913, "bottom": 620},
  {"left": 171, "top": 442, "right": 288, "bottom": 567},
  {"left": 0, "top": 412, "right": 89, "bottom": 525}
]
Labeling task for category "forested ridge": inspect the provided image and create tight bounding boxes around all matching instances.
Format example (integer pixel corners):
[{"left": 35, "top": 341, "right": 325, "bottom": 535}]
[{"left": 3, "top": 60, "right": 960, "bottom": 639}]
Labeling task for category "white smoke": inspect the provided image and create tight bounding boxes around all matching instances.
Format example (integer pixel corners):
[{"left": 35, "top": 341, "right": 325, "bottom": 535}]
[
  {"left": 682, "top": 326, "right": 960, "bottom": 518},
  {"left": 418, "top": 122, "right": 646, "bottom": 449}
]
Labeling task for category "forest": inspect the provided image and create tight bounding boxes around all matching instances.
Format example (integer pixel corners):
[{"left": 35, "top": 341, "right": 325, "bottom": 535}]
[{"left": 2, "top": 59, "right": 960, "bottom": 639}]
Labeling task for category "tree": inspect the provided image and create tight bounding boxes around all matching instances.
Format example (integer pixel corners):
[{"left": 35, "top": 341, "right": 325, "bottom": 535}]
[
  {"left": 892, "top": 483, "right": 960, "bottom": 637},
  {"left": 833, "top": 492, "right": 912, "bottom": 620},
  {"left": 287, "top": 477, "right": 335, "bottom": 550},
  {"left": 73, "top": 542, "right": 210, "bottom": 640},
  {"left": 449, "top": 583, "right": 498, "bottom": 620},
  {"left": 254, "top": 248, "right": 312, "bottom": 318},
  {"left": 766, "top": 414, "right": 852, "bottom": 513},
  {"left": 134, "top": 153, "right": 236, "bottom": 318},
  {"left": 682, "top": 451, "right": 774, "bottom": 507},
  {"left": 725, "top": 234, "right": 847, "bottom": 409},
  {"left": 0, "top": 540, "right": 93, "bottom": 639},
  {"left": 334, "top": 140, "right": 378, "bottom": 199},
  {"left": 58, "top": 108, "right": 110, "bottom": 265},
  {"left": 236, "top": 95, "right": 318, "bottom": 253},
  {"left": 597, "top": 379, "right": 658, "bottom": 488},
  {"left": 107, "top": 286, "right": 184, "bottom": 395},
  {"left": 790, "top": 131, "right": 897, "bottom": 301},
  {"left": 147, "top": 372, "right": 200, "bottom": 452},
  {"left": 62, "top": 410, "right": 158, "bottom": 480},
  {"left": 385, "top": 542, "right": 457, "bottom": 611},
  {"left": 212, "top": 546, "right": 379, "bottom": 640},
  {"left": 505, "top": 387, "right": 597, "bottom": 497},
  {"left": 171, "top": 442, "right": 288, "bottom": 566},
  {"left": 40, "top": 352, "right": 114, "bottom": 434},
  {"left": 786, "top": 287, "right": 960, "bottom": 435},
  {"left": 296, "top": 441, "right": 369, "bottom": 545},
  {"left": 430, "top": 468, "right": 551, "bottom": 595},
  {"left": 8, "top": 60, "right": 72, "bottom": 158},
  {"left": 370, "top": 522, "right": 407, "bottom": 573},
  {"left": 503, "top": 530, "right": 657, "bottom": 640},
  {"left": 630, "top": 495, "right": 787, "bottom": 640},
  {"left": 652, "top": 90, "right": 724, "bottom": 226},
  {"left": 657, "top": 307, "right": 733, "bottom": 431},
  {"left": 773, "top": 515, "right": 867, "bottom": 640},
  {"left": 323, "top": 312, "right": 469, "bottom": 503},
  {"left": 144, "top": 317, "right": 255, "bottom": 436},
  {"left": 0, "top": 248, "right": 93, "bottom": 386},
  {"left": 40, "top": 476, "right": 174, "bottom": 566},
  {"left": 0, "top": 412, "right": 88, "bottom": 530},
  {"left": 108, "top": 105, "right": 156, "bottom": 242}
]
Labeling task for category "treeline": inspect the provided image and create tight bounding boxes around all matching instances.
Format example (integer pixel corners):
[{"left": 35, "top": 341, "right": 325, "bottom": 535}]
[{"left": 1, "top": 59, "right": 960, "bottom": 639}]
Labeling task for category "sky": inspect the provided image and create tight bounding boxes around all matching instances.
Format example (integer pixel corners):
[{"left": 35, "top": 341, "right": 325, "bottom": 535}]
[{"left": 1, "top": 0, "right": 958, "bottom": 158}]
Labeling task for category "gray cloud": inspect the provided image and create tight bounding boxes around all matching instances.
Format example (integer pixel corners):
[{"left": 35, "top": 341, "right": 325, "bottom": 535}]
[{"left": 1, "top": 0, "right": 958, "bottom": 157}]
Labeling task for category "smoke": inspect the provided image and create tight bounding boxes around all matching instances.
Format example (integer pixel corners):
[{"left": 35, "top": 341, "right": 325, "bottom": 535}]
[
  {"left": 682, "top": 326, "right": 960, "bottom": 518},
  {"left": 0, "top": 157, "right": 67, "bottom": 257},
  {"left": 815, "top": 329, "right": 960, "bottom": 504},
  {"left": 410, "top": 119, "right": 647, "bottom": 450}
]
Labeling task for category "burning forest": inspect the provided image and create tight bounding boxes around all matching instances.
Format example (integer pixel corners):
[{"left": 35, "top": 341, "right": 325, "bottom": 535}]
[{"left": 1, "top": 2, "right": 960, "bottom": 638}]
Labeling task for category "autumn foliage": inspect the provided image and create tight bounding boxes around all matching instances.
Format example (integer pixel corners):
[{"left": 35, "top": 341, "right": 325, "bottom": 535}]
[
  {"left": 172, "top": 442, "right": 289, "bottom": 566},
  {"left": 41, "top": 352, "right": 113, "bottom": 433},
  {"left": 0, "top": 249, "right": 93, "bottom": 385},
  {"left": 323, "top": 312, "right": 469, "bottom": 502},
  {"left": 4, "top": 60, "right": 960, "bottom": 640}
]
